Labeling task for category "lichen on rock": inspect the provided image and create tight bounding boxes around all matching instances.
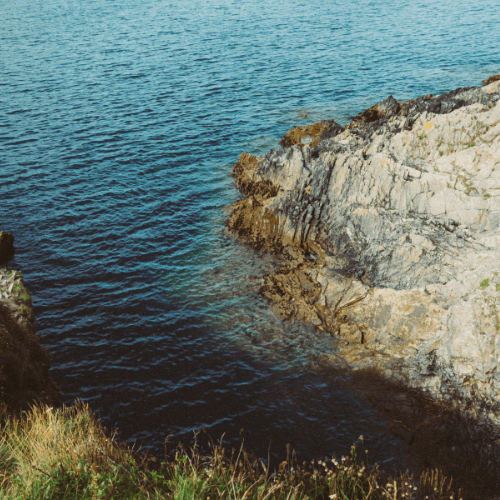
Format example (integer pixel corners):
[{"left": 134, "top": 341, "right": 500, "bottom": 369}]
[{"left": 228, "top": 77, "right": 500, "bottom": 448}]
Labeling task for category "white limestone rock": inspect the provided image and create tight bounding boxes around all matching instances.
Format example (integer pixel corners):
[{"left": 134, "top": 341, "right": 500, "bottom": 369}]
[{"left": 228, "top": 81, "right": 500, "bottom": 426}]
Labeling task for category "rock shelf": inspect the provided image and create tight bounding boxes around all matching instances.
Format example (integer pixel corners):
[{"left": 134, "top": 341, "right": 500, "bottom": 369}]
[{"left": 228, "top": 78, "right": 500, "bottom": 444}]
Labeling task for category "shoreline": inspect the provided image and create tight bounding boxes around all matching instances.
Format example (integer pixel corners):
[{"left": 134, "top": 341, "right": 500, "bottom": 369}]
[{"left": 0, "top": 246, "right": 491, "bottom": 497}]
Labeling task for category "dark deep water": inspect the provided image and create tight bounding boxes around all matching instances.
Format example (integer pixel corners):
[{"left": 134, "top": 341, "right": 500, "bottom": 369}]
[{"left": 1, "top": 0, "right": 499, "bottom": 470}]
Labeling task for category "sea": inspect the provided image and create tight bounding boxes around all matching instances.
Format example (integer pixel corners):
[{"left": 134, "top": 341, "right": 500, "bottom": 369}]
[{"left": 1, "top": 0, "right": 499, "bottom": 470}]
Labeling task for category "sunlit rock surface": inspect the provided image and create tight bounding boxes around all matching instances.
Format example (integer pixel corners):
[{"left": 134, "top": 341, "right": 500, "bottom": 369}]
[{"left": 228, "top": 79, "right": 500, "bottom": 422}]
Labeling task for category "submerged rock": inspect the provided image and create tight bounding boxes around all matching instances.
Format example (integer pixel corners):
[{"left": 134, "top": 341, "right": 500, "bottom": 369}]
[{"left": 228, "top": 77, "right": 500, "bottom": 437}]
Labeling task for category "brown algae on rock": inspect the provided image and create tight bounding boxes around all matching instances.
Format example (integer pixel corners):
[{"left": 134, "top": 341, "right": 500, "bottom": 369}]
[{"left": 280, "top": 120, "right": 343, "bottom": 149}]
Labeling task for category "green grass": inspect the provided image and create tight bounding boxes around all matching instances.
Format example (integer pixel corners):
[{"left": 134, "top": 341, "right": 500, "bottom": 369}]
[
  {"left": 0, "top": 401, "right": 462, "bottom": 500},
  {"left": 11, "top": 282, "right": 31, "bottom": 306}
]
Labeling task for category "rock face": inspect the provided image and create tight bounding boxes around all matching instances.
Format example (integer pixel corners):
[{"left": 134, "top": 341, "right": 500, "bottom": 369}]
[
  {"left": 0, "top": 232, "right": 15, "bottom": 265},
  {"left": 0, "top": 253, "right": 59, "bottom": 411},
  {"left": 228, "top": 79, "right": 500, "bottom": 425}
]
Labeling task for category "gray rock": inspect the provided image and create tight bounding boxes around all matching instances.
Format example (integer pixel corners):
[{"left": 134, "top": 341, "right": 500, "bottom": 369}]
[{"left": 228, "top": 80, "right": 500, "bottom": 435}]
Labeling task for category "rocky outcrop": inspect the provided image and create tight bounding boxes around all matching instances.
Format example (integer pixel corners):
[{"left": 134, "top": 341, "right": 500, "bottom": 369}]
[
  {"left": 0, "top": 232, "right": 15, "bottom": 265},
  {"left": 228, "top": 79, "right": 500, "bottom": 432},
  {"left": 0, "top": 257, "right": 59, "bottom": 412}
]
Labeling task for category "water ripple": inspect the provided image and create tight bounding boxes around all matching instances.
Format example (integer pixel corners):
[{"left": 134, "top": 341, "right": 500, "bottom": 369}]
[{"left": 1, "top": 0, "right": 499, "bottom": 469}]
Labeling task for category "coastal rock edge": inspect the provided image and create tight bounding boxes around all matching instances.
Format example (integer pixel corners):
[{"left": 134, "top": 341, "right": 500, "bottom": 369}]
[
  {"left": 0, "top": 241, "right": 59, "bottom": 412},
  {"left": 228, "top": 79, "right": 500, "bottom": 429}
]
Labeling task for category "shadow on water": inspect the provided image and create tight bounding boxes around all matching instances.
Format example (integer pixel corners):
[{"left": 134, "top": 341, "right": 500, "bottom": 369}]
[
  {"left": 147, "top": 209, "right": 415, "bottom": 472},
  {"left": 149, "top": 211, "right": 424, "bottom": 469},
  {"left": 175, "top": 199, "right": 500, "bottom": 498},
  {"left": 345, "top": 368, "right": 500, "bottom": 499}
]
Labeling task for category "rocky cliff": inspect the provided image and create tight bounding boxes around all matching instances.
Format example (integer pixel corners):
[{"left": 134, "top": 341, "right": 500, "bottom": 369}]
[
  {"left": 228, "top": 77, "right": 500, "bottom": 437},
  {"left": 0, "top": 233, "right": 59, "bottom": 412}
]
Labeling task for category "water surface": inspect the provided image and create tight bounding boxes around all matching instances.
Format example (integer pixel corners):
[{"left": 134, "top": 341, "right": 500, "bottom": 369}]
[{"left": 1, "top": 0, "right": 499, "bottom": 469}]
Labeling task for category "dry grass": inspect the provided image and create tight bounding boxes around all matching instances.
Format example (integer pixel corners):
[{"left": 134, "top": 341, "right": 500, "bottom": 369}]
[
  {"left": 0, "top": 400, "right": 151, "bottom": 498},
  {"left": 0, "top": 399, "right": 467, "bottom": 500}
]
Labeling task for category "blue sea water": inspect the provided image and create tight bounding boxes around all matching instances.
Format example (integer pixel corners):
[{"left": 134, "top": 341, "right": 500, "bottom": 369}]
[{"left": 1, "top": 0, "right": 499, "bottom": 469}]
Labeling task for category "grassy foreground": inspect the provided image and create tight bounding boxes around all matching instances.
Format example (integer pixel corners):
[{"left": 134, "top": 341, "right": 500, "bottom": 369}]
[{"left": 0, "top": 401, "right": 462, "bottom": 500}]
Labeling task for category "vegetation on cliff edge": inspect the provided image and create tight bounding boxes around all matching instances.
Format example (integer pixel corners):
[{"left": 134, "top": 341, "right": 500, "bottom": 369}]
[{"left": 0, "top": 400, "right": 462, "bottom": 500}]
